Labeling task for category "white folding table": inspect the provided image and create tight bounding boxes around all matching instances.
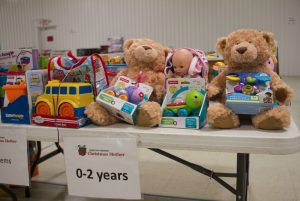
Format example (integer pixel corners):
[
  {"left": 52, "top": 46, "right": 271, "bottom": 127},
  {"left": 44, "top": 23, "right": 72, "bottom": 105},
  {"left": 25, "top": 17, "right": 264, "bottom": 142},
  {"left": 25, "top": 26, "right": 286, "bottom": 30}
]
[{"left": 0, "top": 119, "right": 299, "bottom": 201}]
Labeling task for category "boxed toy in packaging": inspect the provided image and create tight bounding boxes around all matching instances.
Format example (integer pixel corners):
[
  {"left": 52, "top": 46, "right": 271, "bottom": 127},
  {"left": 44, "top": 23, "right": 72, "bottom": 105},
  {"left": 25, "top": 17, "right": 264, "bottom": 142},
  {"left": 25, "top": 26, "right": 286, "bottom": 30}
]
[
  {"left": 159, "top": 78, "right": 206, "bottom": 129},
  {"left": 1, "top": 81, "right": 30, "bottom": 124},
  {"left": 32, "top": 80, "right": 94, "bottom": 128},
  {"left": 1, "top": 72, "right": 26, "bottom": 109},
  {"left": 50, "top": 50, "right": 70, "bottom": 58},
  {"left": 108, "top": 37, "right": 123, "bottom": 53},
  {"left": 39, "top": 56, "right": 49, "bottom": 69},
  {"left": 96, "top": 76, "right": 153, "bottom": 124},
  {"left": 0, "top": 49, "right": 39, "bottom": 71},
  {"left": 108, "top": 37, "right": 123, "bottom": 45},
  {"left": 225, "top": 72, "right": 273, "bottom": 115},
  {"left": 77, "top": 48, "right": 100, "bottom": 57},
  {"left": 26, "top": 69, "right": 48, "bottom": 121}
]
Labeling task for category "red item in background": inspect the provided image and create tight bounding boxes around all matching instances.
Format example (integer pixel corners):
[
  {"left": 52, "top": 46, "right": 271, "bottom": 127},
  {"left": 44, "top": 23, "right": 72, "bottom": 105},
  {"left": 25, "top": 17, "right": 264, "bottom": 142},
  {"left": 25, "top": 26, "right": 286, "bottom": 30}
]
[{"left": 47, "top": 36, "right": 53, "bottom": 42}]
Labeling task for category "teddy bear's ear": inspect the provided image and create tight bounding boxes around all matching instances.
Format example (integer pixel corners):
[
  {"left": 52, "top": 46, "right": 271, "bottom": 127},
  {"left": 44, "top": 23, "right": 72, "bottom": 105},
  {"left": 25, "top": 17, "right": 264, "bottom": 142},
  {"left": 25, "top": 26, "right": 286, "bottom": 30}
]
[
  {"left": 163, "top": 47, "right": 172, "bottom": 58},
  {"left": 261, "top": 31, "right": 275, "bottom": 49},
  {"left": 123, "top": 39, "right": 135, "bottom": 51},
  {"left": 216, "top": 37, "right": 227, "bottom": 54}
]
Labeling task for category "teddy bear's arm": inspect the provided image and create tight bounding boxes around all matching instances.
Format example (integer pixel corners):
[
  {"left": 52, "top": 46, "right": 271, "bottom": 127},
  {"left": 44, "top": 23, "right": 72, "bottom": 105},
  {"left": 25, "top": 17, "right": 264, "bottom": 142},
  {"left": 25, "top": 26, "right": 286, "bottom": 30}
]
[
  {"left": 109, "top": 68, "right": 129, "bottom": 87},
  {"left": 269, "top": 71, "right": 293, "bottom": 105},
  {"left": 206, "top": 69, "right": 228, "bottom": 101}
]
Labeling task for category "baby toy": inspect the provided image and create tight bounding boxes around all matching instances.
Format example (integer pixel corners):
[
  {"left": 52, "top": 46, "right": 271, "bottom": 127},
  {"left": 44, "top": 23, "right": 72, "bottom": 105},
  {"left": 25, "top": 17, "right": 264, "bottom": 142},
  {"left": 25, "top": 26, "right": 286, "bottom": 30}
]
[
  {"left": 264, "top": 55, "right": 277, "bottom": 71},
  {"left": 213, "top": 62, "right": 225, "bottom": 78},
  {"left": 229, "top": 73, "right": 271, "bottom": 95},
  {"left": 164, "top": 90, "right": 203, "bottom": 117},
  {"left": 105, "top": 86, "right": 145, "bottom": 105},
  {"left": 2, "top": 81, "right": 27, "bottom": 103},
  {"left": 207, "top": 29, "right": 293, "bottom": 130},
  {"left": 35, "top": 80, "right": 94, "bottom": 117},
  {"left": 85, "top": 38, "right": 172, "bottom": 127},
  {"left": 166, "top": 49, "right": 203, "bottom": 78}
]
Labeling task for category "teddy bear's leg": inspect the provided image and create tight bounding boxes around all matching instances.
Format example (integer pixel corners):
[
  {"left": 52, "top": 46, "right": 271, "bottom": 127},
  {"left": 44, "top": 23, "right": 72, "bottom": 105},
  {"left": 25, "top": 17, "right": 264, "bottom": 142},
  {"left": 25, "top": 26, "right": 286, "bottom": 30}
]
[
  {"left": 136, "top": 101, "right": 162, "bottom": 127},
  {"left": 84, "top": 102, "right": 121, "bottom": 126},
  {"left": 207, "top": 103, "right": 240, "bottom": 128},
  {"left": 252, "top": 107, "right": 291, "bottom": 130}
]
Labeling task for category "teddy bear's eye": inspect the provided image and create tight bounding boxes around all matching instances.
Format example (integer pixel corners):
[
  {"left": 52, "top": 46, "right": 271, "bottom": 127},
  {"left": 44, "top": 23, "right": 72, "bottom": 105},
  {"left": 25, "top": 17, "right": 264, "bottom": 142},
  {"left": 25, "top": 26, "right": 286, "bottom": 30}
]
[
  {"left": 249, "top": 41, "right": 252, "bottom": 43},
  {"left": 237, "top": 42, "right": 240, "bottom": 45}
]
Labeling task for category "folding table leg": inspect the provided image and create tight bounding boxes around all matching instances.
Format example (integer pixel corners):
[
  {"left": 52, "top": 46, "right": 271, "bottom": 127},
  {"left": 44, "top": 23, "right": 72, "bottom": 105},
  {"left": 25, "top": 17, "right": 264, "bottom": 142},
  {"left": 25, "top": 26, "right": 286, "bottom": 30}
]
[
  {"left": 0, "top": 184, "right": 17, "bottom": 201},
  {"left": 236, "top": 153, "right": 249, "bottom": 201}
]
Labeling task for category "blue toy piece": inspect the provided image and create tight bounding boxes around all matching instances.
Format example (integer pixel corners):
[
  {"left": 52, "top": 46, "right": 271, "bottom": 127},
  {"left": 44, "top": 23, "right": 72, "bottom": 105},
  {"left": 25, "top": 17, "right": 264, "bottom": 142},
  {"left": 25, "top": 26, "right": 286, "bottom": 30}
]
[
  {"left": 164, "top": 110, "right": 175, "bottom": 117},
  {"left": 178, "top": 108, "right": 189, "bottom": 117},
  {"left": 105, "top": 86, "right": 145, "bottom": 105}
]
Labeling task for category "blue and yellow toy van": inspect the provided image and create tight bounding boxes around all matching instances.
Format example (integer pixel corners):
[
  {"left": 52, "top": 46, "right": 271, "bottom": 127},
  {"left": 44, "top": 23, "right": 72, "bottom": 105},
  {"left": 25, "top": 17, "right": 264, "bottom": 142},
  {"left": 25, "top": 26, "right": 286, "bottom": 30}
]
[{"left": 35, "top": 80, "right": 94, "bottom": 117}]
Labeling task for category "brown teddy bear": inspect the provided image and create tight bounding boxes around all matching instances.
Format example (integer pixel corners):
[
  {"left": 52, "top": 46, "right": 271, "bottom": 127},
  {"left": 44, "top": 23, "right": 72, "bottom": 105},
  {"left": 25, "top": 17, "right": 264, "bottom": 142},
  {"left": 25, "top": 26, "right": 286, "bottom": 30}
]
[
  {"left": 85, "top": 38, "right": 171, "bottom": 127},
  {"left": 207, "top": 29, "right": 293, "bottom": 129}
]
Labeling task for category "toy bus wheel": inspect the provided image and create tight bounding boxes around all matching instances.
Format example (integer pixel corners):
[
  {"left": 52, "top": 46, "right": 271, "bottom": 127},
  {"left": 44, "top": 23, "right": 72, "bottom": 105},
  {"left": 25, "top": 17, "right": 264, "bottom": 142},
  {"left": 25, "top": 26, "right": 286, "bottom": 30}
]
[
  {"left": 178, "top": 109, "right": 188, "bottom": 117},
  {"left": 36, "top": 102, "right": 50, "bottom": 115},
  {"left": 59, "top": 103, "right": 75, "bottom": 117},
  {"left": 118, "top": 94, "right": 128, "bottom": 101},
  {"left": 106, "top": 90, "right": 115, "bottom": 97},
  {"left": 164, "top": 110, "right": 175, "bottom": 117}
]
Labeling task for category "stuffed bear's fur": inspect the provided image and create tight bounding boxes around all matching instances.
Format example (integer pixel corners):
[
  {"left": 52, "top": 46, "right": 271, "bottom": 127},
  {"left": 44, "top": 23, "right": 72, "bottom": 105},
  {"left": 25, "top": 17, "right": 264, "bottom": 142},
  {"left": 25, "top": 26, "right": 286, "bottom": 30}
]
[
  {"left": 207, "top": 29, "right": 293, "bottom": 129},
  {"left": 85, "top": 38, "right": 171, "bottom": 127}
]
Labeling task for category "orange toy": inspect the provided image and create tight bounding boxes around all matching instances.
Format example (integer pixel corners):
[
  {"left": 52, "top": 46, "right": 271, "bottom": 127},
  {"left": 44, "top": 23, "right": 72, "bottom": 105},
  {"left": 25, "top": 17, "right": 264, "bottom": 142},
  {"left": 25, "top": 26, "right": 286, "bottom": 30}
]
[{"left": 2, "top": 81, "right": 27, "bottom": 103}]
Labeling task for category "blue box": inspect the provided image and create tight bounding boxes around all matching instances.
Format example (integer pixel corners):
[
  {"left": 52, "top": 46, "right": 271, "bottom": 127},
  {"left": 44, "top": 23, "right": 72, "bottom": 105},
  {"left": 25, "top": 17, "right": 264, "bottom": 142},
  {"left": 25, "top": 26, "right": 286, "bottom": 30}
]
[
  {"left": 225, "top": 72, "right": 273, "bottom": 115},
  {"left": 1, "top": 95, "right": 30, "bottom": 124}
]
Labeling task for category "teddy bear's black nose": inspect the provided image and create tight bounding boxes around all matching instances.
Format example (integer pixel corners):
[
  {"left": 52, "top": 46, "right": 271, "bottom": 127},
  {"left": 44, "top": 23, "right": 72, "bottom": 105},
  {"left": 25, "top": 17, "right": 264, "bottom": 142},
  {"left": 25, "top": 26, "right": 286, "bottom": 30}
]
[
  {"left": 142, "top": 46, "right": 152, "bottom": 50},
  {"left": 236, "top": 47, "right": 247, "bottom": 54}
]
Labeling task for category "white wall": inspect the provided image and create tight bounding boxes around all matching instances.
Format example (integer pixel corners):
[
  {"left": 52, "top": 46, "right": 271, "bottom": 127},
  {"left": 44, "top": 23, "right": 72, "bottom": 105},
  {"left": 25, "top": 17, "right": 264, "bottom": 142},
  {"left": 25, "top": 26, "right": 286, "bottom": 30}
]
[{"left": 0, "top": 0, "right": 299, "bottom": 76}]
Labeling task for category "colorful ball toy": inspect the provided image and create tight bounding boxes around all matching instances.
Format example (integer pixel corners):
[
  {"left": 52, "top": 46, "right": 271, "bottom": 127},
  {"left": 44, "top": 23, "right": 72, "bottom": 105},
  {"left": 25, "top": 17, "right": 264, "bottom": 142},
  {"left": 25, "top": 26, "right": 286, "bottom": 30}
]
[
  {"left": 164, "top": 90, "right": 203, "bottom": 117},
  {"left": 106, "top": 86, "right": 145, "bottom": 105}
]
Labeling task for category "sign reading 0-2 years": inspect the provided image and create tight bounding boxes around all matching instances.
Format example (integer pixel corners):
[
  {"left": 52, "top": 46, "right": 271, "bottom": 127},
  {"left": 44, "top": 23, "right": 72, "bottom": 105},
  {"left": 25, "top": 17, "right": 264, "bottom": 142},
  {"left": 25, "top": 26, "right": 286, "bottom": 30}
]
[
  {"left": 63, "top": 137, "right": 141, "bottom": 199},
  {"left": 0, "top": 129, "right": 29, "bottom": 186}
]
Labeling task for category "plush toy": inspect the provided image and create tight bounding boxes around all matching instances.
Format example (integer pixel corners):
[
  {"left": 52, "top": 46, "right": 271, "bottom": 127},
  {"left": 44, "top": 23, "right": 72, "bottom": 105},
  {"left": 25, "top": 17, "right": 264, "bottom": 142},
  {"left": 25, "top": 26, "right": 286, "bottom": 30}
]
[
  {"left": 85, "top": 39, "right": 171, "bottom": 127},
  {"left": 207, "top": 29, "right": 293, "bottom": 129}
]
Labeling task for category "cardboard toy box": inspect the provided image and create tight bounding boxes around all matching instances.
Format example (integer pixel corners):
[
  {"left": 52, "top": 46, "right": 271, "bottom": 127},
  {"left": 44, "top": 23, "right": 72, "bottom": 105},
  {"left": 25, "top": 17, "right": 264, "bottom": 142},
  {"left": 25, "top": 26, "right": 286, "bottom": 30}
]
[
  {"left": 96, "top": 76, "right": 153, "bottom": 124},
  {"left": 32, "top": 114, "right": 91, "bottom": 128},
  {"left": 159, "top": 78, "right": 207, "bottom": 129},
  {"left": 225, "top": 72, "right": 273, "bottom": 115},
  {"left": 50, "top": 50, "right": 70, "bottom": 58},
  {"left": 0, "top": 49, "right": 39, "bottom": 71},
  {"left": 39, "top": 56, "right": 49, "bottom": 69},
  {"left": 26, "top": 69, "right": 49, "bottom": 122},
  {"left": 1, "top": 95, "right": 30, "bottom": 124}
]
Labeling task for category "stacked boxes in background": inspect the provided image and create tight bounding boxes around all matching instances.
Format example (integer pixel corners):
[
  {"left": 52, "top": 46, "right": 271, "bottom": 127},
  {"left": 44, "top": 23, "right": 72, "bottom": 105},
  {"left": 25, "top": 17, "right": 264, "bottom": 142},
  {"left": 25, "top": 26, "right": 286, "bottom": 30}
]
[
  {"left": 0, "top": 49, "right": 39, "bottom": 71},
  {"left": 108, "top": 37, "right": 123, "bottom": 53},
  {"left": 39, "top": 56, "right": 49, "bottom": 69}
]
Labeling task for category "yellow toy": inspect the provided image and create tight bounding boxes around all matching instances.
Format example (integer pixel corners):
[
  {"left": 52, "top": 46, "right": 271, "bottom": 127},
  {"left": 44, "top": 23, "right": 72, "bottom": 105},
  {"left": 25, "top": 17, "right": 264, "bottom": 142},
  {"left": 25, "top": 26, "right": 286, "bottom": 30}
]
[
  {"left": 35, "top": 80, "right": 94, "bottom": 117},
  {"left": 107, "top": 57, "right": 120, "bottom": 64},
  {"left": 213, "top": 62, "right": 225, "bottom": 78}
]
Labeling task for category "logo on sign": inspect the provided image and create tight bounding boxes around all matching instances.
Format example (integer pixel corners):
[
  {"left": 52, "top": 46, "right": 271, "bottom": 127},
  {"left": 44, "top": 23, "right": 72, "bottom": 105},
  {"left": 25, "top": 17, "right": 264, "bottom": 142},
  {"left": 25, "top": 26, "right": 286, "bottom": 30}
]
[
  {"left": 168, "top": 80, "right": 178, "bottom": 84},
  {"left": 120, "top": 77, "right": 129, "bottom": 83},
  {"left": 76, "top": 145, "right": 87, "bottom": 156}
]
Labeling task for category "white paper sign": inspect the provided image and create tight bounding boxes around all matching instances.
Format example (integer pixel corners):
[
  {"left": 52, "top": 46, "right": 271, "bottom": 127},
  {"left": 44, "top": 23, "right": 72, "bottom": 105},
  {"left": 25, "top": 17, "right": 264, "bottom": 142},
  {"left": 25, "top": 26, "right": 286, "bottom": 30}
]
[
  {"left": 63, "top": 137, "right": 141, "bottom": 199},
  {"left": 0, "top": 129, "right": 29, "bottom": 186}
]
